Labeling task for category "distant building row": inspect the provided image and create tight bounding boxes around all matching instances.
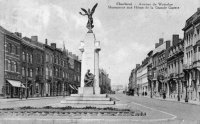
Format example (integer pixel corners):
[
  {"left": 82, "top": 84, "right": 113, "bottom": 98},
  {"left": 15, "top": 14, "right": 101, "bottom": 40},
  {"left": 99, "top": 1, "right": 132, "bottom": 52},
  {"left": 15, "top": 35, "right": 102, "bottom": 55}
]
[
  {"left": 99, "top": 69, "right": 111, "bottom": 94},
  {"left": 0, "top": 26, "right": 81, "bottom": 98},
  {"left": 128, "top": 7, "right": 200, "bottom": 102}
]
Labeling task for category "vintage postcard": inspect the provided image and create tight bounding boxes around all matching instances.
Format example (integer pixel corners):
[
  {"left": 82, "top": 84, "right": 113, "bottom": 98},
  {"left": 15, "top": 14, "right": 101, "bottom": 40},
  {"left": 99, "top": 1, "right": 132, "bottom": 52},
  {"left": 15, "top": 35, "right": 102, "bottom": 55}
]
[{"left": 0, "top": 0, "right": 199, "bottom": 123}]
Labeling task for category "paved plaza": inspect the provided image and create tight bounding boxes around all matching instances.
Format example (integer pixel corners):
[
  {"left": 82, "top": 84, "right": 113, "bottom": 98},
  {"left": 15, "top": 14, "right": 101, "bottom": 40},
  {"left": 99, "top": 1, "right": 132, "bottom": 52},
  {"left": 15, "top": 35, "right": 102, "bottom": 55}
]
[{"left": 0, "top": 94, "right": 199, "bottom": 123}]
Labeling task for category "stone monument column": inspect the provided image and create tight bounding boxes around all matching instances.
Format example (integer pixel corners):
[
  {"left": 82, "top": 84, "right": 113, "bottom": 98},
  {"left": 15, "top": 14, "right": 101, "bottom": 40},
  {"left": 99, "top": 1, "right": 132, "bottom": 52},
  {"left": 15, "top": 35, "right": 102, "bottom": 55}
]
[
  {"left": 94, "top": 41, "right": 101, "bottom": 94},
  {"left": 78, "top": 3, "right": 101, "bottom": 95},
  {"left": 79, "top": 41, "right": 85, "bottom": 88}
]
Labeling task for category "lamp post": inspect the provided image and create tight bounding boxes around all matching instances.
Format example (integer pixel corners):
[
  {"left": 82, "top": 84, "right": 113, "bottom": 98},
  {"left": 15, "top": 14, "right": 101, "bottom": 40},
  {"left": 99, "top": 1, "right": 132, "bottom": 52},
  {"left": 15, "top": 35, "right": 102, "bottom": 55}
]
[
  {"left": 62, "top": 78, "right": 65, "bottom": 97},
  {"left": 150, "top": 79, "right": 153, "bottom": 98},
  {"left": 160, "top": 75, "right": 165, "bottom": 99},
  {"left": 184, "top": 71, "right": 189, "bottom": 102}
]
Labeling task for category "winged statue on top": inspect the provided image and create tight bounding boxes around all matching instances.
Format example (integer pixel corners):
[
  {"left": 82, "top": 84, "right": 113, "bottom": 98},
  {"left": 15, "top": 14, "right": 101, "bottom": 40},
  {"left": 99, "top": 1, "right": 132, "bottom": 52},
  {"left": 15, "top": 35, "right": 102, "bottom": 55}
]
[{"left": 79, "top": 3, "right": 98, "bottom": 32}]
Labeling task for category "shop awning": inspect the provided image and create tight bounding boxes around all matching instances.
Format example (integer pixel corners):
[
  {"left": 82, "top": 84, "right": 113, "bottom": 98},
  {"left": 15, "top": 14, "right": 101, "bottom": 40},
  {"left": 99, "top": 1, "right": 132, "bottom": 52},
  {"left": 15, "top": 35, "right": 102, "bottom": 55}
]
[
  {"left": 69, "top": 84, "right": 74, "bottom": 90},
  {"left": 7, "top": 80, "right": 26, "bottom": 88},
  {"left": 73, "top": 85, "right": 78, "bottom": 90}
]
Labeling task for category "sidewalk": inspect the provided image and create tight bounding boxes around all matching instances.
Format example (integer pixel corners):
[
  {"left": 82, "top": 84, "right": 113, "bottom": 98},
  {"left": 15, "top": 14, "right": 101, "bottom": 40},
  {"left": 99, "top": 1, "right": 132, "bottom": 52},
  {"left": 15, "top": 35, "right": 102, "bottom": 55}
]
[
  {"left": 0, "top": 96, "right": 63, "bottom": 103},
  {"left": 143, "top": 95, "right": 200, "bottom": 106}
]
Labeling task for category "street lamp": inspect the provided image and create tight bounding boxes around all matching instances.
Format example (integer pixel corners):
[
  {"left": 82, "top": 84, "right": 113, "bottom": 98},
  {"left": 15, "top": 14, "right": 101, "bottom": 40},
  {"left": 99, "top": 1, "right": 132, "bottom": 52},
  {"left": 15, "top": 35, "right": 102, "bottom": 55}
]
[{"left": 182, "top": 72, "right": 189, "bottom": 102}]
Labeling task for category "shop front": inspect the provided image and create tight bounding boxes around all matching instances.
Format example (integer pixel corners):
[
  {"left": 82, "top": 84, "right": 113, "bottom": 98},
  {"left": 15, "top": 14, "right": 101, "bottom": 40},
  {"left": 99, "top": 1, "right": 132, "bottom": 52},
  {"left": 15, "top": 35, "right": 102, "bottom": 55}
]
[{"left": 5, "top": 79, "right": 26, "bottom": 98}]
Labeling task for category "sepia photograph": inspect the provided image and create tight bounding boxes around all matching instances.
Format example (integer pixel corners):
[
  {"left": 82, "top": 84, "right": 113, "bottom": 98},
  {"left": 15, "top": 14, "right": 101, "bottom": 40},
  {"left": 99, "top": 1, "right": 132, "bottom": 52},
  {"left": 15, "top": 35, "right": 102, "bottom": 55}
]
[{"left": 0, "top": 0, "right": 200, "bottom": 123}]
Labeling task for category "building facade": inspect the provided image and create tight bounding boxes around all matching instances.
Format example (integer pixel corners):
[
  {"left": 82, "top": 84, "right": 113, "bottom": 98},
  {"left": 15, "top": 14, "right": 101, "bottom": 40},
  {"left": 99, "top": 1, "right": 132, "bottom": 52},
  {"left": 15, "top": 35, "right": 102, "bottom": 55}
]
[
  {"left": 152, "top": 39, "right": 170, "bottom": 97},
  {"left": 183, "top": 8, "right": 200, "bottom": 102},
  {"left": 99, "top": 69, "right": 111, "bottom": 94},
  {"left": 1, "top": 28, "right": 23, "bottom": 98},
  {"left": 21, "top": 36, "right": 35, "bottom": 98},
  {"left": 167, "top": 35, "right": 184, "bottom": 100},
  {"left": 128, "top": 69, "right": 137, "bottom": 95},
  {"left": 0, "top": 26, "right": 81, "bottom": 98}
]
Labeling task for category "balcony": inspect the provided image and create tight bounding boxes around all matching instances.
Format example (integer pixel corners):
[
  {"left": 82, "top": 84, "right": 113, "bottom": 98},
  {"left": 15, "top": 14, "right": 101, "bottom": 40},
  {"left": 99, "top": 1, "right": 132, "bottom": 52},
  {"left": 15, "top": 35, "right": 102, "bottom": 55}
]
[
  {"left": 170, "top": 73, "right": 177, "bottom": 79},
  {"left": 183, "top": 64, "right": 189, "bottom": 70},
  {"left": 35, "top": 75, "right": 43, "bottom": 82}
]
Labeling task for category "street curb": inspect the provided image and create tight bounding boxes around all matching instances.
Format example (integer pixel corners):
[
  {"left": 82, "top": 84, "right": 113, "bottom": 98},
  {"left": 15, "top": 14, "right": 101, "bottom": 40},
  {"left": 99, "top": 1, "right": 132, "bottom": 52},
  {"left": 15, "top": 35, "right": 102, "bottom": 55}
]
[
  {"left": 0, "top": 96, "right": 63, "bottom": 103},
  {"left": 145, "top": 96, "right": 200, "bottom": 106}
]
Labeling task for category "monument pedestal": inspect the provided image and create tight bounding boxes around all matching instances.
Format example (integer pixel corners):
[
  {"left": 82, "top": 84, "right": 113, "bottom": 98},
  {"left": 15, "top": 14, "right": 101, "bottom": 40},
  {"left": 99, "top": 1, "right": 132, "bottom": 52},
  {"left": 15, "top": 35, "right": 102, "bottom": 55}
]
[
  {"left": 61, "top": 31, "right": 114, "bottom": 105},
  {"left": 78, "top": 87, "right": 100, "bottom": 96},
  {"left": 78, "top": 87, "right": 94, "bottom": 95},
  {"left": 62, "top": 87, "right": 114, "bottom": 105}
]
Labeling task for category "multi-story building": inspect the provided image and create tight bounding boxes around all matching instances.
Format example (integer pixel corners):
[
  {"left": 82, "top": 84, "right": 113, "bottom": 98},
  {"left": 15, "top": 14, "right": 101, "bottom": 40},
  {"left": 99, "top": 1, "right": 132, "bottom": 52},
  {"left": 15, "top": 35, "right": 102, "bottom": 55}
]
[
  {"left": 136, "top": 58, "right": 149, "bottom": 96},
  {"left": 157, "top": 39, "right": 170, "bottom": 98},
  {"left": 147, "top": 50, "right": 153, "bottom": 97},
  {"left": 43, "top": 39, "right": 54, "bottom": 96},
  {"left": 128, "top": 68, "right": 137, "bottom": 95},
  {"left": 31, "top": 36, "right": 45, "bottom": 97},
  {"left": 73, "top": 56, "right": 81, "bottom": 91},
  {"left": 152, "top": 38, "right": 170, "bottom": 97},
  {"left": 21, "top": 36, "right": 35, "bottom": 98},
  {"left": 0, "top": 27, "right": 24, "bottom": 98},
  {"left": 183, "top": 8, "right": 200, "bottom": 102},
  {"left": 0, "top": 26, "right": 81, "bottom": 98},
  {"left": 167, "top": 35, "right": 184, "bottom": 100},
  {"left": 141, "top": 57, "right": 149, "bottom": 96},
  {"left": 51, "top": 43, "right": 63, "bottom": 96},
  {"left": 136, "top": 64, "right": 142, "bottom": 95},
  {"left": 99, "top": 69, "right": 111, "bottom": 94}
]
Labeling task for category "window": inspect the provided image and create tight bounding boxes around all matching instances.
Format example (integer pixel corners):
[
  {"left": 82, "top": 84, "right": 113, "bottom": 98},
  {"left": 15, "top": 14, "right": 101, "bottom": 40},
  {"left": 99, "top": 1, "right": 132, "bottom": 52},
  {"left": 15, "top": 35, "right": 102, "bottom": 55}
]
[
  {"left": 49, "top": 68, "right": 52, "bottom": 76},
  {"left": 22, "top": 52, "right": 25, "bottom": 61},
  {"left": 16, "top": 63, "right": 19, "bottom": 72},
  {"left": 5, "top": 43, "right": 8, "bottom": 52},
  {"left": 15, "top": 46, "right": 18, "bottom": 55},
  {"left": 27, "top": 53, "right": 29, "bottom": 62},
  {"left": 56, "top": 68, "right": 58, "bottom": 77},
  {"left": 8, "top": 43, "right": 12, "bottom": 53},
  {"left": 41, "top": 55, "right": 43, "bottom": 64},
  {"left": 30, "top": 54, "right": 33, "bottom": 63},
  {"left": 11, "top": 61, "right": 14, "bottom": 71},
  {"left": 22, "top": 67, "right": 25, "bottom": 76},
  {"left": 46, "top": 54, "right": 49, "bottom": 62},
  {"left": 12, "top": 45, "right": 16, "bottom": 54},
  {"left": 37, "top": 54, "right": 41, "bottom": 64},
  {"left": 41, "top": 68, "right": 44, "bottom": 75},
  {"left": 30, "top": 69, "right": 33, "bottom": 77},
  {"left": 46, "top": 67, "right": 49, "bottom": 79},
  {"left": 5, "top": 60, "right": 9, "bottom": 70},
  {"left": 26, "top": 68, "right": 29, "bottom": 77},
  {"left": 36, "top": 68, "right": 38, "bottom": 75},
  {"left": 13, "top": 61, "right": 17, "bottom": 72}
]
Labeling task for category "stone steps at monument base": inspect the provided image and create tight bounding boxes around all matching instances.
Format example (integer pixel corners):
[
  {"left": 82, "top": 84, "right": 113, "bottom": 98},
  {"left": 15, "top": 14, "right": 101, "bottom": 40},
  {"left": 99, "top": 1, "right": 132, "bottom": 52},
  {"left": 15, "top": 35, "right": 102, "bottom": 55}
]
[
  {"left": 60, "top": 100, "right": 115, "bottom": 105},
  {"left": 64, "top": 97, "right": 111, "bottom": 101},
  {"left": 71, "top": 94, "right": 107, "bottom": 97}
]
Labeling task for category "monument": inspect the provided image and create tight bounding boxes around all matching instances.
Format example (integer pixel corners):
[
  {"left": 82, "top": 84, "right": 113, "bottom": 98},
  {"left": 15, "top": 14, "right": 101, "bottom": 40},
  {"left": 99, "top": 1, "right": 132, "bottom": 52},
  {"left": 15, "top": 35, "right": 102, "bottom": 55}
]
[
  {"left": 78, "top": 3, "right": 101, "bottom": 95},
  {"left": 61, "top": 3, "right": 114, "bottom": 105}
]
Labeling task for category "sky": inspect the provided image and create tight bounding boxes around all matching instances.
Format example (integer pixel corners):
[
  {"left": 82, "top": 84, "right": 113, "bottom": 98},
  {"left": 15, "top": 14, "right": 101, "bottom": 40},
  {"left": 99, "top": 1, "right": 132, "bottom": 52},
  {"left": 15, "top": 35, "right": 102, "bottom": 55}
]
[{"left": 0, "top": 0, "right": 199, "bottom": 87}]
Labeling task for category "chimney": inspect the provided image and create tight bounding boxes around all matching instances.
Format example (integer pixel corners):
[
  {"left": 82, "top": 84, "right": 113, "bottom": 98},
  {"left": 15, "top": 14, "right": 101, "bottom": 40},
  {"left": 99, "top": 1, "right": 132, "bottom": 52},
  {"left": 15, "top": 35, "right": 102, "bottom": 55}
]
[
  {"left": 45, "top": 39, "right": 48, "bottom": 45},
  {"left": 166, "top": 40, "right": 171, "bottom": 49},
  {"left": 159, "top": 38, "right": 164, "bottom": 45},
  {"left": 136, "top": 64, "right": 140, "bottom": 68},
  {"left": 155, "top": 43, "right": 159, "bottom": 48},
  {"left": 31, "top": 36, "right": 38, "bottom": 42},
  {"left": 172, "top": 34, "right": 179, "bottom": 46},
  {"left": 15, "top": 32, "right": 22, "bottom": 38},
  {"left": 51, "top": 43, "right": 56, "bottom": 49}
]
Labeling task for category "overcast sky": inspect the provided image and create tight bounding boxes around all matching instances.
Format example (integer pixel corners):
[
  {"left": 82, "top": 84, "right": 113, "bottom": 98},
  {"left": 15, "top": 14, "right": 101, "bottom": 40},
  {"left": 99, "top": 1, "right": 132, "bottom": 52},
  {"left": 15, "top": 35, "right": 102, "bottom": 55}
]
[{"left": 0, "top": 0, "right": 199, "bottom": 87}]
